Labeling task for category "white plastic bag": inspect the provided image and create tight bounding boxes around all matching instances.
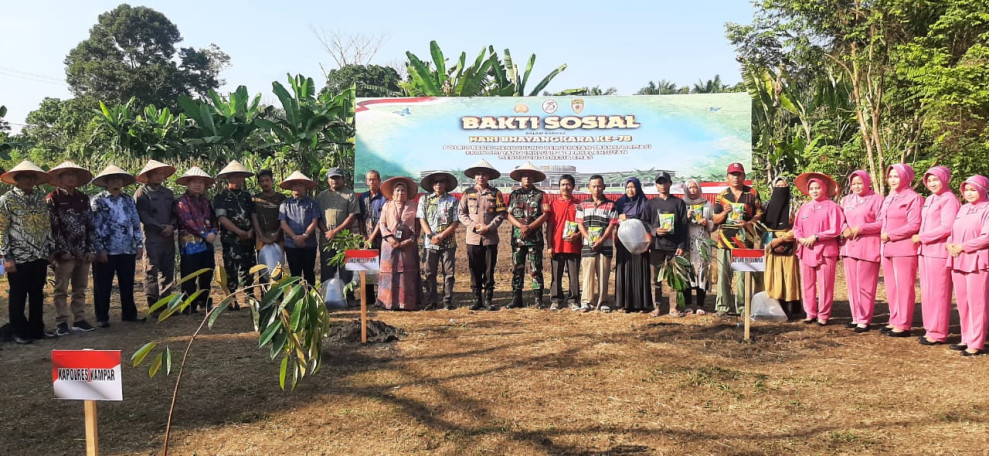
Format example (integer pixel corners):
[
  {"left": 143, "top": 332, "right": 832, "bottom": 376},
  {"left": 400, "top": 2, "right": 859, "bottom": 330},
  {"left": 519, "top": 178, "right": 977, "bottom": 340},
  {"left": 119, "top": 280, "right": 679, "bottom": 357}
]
[
  {"left": 257, "top": 243, "right": 284, "bottom": 280},
  {"left": 323, "top": 277, "right": 347, "bottom": 310},
  {"left": 750, "top": 291, "right": 788, "bottom": 322},
  {"left": 617, "top": 219, "right": 652, "bottom": 255}
]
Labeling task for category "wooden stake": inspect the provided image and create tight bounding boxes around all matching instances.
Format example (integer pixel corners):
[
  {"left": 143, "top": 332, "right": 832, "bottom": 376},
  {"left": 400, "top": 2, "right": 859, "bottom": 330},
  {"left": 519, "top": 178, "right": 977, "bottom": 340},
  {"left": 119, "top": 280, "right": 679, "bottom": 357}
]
[
  {"left": 84, "top": 400, "right": 98, "bottom": 456},
  {"left": 360, "top": 270, "right": 368, "bottom": 344},
  {"left": 743, "top": 272, "right": 752, "bottom": 341}
]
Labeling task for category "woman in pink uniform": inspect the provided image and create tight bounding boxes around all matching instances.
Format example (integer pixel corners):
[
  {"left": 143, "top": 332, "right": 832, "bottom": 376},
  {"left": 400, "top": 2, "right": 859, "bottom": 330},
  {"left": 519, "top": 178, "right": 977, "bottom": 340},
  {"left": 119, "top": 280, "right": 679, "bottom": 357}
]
[
  {"left": 793, "top": 172, "right": 844, "bottom": 325},
  {"left": 945, "top": 175, "right": 989, "bottom": 356},
  {"left": 840, "top": 170, "right": 884, "bottom": 333},
  {"left": 879, "top": 164, "right": 923, "bottom": 337},
  {"left": 914, "top": 166, "right": 960, "bottom": 345}
]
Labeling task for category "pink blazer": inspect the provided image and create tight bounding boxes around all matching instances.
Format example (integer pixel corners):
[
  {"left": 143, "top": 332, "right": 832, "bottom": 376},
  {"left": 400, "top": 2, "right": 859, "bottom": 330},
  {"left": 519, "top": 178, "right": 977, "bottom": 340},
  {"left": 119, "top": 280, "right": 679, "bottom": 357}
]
[
  {"left": 793, "top": 199, "right": 844, "bottom": 267},
  {"left": 840, "top": 193, "right": 883, "bottom": 262},
  {"left": 918, "top": 192, "right": 961, "bottom": 258},
  {"left": 946, "top": 202, "right": 989, "bottom": 272},
  {"left": 879, "top": 189, "right": 923, "bottom": 258}
]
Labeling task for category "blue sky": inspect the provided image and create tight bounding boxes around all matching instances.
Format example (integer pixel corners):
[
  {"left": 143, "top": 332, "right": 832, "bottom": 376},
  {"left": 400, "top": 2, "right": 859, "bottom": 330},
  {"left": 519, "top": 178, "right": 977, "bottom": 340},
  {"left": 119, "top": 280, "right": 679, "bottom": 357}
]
[{"left": 0, "top": 1, "right": 755, "bottom": 130}]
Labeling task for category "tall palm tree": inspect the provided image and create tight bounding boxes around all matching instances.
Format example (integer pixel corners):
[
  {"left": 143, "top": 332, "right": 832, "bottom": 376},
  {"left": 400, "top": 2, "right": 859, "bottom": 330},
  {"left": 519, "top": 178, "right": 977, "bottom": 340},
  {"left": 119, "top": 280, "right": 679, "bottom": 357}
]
[
  {"left": 636, "top": 79, "right": 682, "bottom": 95},
  {"left": 691, "top": 75, "right": 729, "bottom": 94}
]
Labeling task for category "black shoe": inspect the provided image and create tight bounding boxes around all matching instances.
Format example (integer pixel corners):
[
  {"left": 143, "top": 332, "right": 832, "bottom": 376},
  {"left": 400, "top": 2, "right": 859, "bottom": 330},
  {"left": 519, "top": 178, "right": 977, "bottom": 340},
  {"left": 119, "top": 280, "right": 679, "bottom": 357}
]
[
  {"left": 35, "top": 330, "right": 57, "bottom": 340},
  {"left": 950, "top": 343, "right": 968, "bottom": 351},
  {"left": 13, "top": 335, "right": 33, "bottom": 345},
  {"left": 816, "top": 320, "right": 828, "bottom": 327},
  {"left": 853, "top": 325, "right": 871, "bottom": 333},
  {"left": 98, "top": 320, "right": 110, "bottom": 328},
  {"left": 879, "top": 326, "right": 893, "bottom": 334},
  {"left": 72, "top": 320, "right": 96, "bottom": 332},
  {"left": 484, "top": 299, "right": 497, "bottom": 311},
  {"left": 962, "top": 349, "right": 985, "bottom": 357},
  {"left": 469, "top": 299, "right": 484, "bottom": 311},
  {"left": 845, "top": 322, "right": 857, "bottom": 329},
  {"left": 918, "top": 337, "right": 943, "bottom": 346},
  {"left": 506, "top": 295, "right": 523, "bottom": 309},
  {"left": 802, "top": 319, "right": 816, "bottom": 325},
  {"left": 444, "top": 304, "right": 456, "bottom": 311},
  {"left": 887, "top": 329, "right": 912, "bottom": 338},
  {"left": 55, "top": 323, "right": 70, "bottom": 337}
]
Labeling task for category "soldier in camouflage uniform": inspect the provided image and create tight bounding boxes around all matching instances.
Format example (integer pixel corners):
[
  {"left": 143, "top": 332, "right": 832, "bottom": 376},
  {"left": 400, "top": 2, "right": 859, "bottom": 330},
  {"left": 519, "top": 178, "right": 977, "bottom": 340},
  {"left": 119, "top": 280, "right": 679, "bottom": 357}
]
[
  {"left": 506, "top": 162, "right": 550, "bottom": 309},
  {"left": 213, "top": 160, "right": 256, "bottom": 310}
]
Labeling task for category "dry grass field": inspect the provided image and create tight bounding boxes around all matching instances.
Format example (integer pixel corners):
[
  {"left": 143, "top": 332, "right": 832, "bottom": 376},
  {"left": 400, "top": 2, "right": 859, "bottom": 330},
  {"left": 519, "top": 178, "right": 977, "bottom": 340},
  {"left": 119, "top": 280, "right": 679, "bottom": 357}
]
[{"left": 2, "top": 224, "right": 988, "bottom": 455}]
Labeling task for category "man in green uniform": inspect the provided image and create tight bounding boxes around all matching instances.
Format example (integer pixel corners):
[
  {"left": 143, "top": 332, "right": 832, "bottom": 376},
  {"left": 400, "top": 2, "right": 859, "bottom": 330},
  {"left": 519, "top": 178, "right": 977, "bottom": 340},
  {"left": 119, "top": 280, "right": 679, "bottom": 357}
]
[
  {"left": 213, "top": 160, "right": 256, "bottom": 310},
  {"left": 506, "top": 162, "right": 549, "bottom": 309}
]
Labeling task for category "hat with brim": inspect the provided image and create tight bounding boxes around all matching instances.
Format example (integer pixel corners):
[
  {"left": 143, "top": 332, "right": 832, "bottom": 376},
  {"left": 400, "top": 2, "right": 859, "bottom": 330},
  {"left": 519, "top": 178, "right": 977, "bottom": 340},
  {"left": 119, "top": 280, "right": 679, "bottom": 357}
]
[
  {"left": 216, "top": 160, "right": 254, "bottom": 179},
  {"left": 92, "top": 165, "right": 136, "bottom": 188},
  {"left": 279, "top": 171, "right": 317, "bottom": 190},
  {"left": 420, "top": 172, "right": 458, "bottom": 192},
  {"left": 176, "top": 167, "right": 216, "bottom": 187},
  {"left": 381, "top": 176, "right": 418, "bottom": 200},
  {"left": 136, "top": 159, "right": 177, "bottom": 183},
  {"left": 464, "top": 159, "right": 501, "bottom": 180},
  {"left": 1, "top": 160, "right": 51, "bottom": 185},
  {"left": 509, "top": 162, "right": 546, "bottom": 182},
  {"left": 795, "top": 172, "right": 839, "bottom": 198},
  {"left": 47, "top": 161, "right": 92, "bottom": 186}
]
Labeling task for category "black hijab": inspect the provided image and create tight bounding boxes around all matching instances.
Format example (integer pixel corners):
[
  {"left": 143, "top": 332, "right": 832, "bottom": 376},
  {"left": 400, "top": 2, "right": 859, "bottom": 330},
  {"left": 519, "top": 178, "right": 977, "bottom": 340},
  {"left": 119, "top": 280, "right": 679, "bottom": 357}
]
[
  {"left": 616, "top": 177, "right": 648, "bottom": 219},
  {"left": 763, "top": 177, "right": 792, "bottom": 230}
]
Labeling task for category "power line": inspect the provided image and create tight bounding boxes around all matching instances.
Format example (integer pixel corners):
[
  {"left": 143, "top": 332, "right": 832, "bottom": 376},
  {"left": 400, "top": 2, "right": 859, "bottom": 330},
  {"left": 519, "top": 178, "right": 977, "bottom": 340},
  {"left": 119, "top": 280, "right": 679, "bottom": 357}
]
[
  {"left": 0, "top": 69, "right": 66, "bottom": 86},
  {"left": 0, "top": 66, "right": 65, "bottom": 83}
]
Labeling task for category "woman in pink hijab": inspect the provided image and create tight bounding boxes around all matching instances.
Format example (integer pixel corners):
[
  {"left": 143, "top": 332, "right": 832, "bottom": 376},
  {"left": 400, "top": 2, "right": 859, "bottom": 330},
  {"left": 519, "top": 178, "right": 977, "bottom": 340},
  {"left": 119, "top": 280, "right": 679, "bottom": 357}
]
[
  {"left": 840, "top": 170, "right": 884, "bottom": 332},
  {"left": 914, "top": 166, "right": 960, "bottom": 345},
  {"left": 945, "top": 175, "right": 989, "bottom": 356},
  {"left": 793, "top": 172, "right": 844, "bottom": 325},
  {"left": 879, "top": 164, "right": 923, "bottom": 337}
]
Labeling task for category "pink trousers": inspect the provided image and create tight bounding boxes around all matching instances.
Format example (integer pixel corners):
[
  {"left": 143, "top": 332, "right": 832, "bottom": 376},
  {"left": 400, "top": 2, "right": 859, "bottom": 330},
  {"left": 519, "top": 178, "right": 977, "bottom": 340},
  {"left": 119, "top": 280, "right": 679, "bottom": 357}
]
[
  {"left": 953, "top": 270, "right": 989, "bottom": 350},
  {"left": 843, "top": 257, "right": 879, "bottom": 325},
  {"left": 801, "top": 256, "right": 837, "bottom": 321},
  {"left": 919, "top": 255, "right": 952, "bottom": 342},
  {"left": 882, "top": 255, "right": 918, "bottom": 331}
]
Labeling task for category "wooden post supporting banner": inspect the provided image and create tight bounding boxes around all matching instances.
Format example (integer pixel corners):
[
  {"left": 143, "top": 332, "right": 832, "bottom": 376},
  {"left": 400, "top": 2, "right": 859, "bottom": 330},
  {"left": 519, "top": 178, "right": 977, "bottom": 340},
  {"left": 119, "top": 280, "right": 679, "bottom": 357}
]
[
  {"left": 84, "top": 400, "right": 98, "bottom": 456},
  {"left": 360, "top": 270, "right": 368, "bottom": 344},
  {"left": 743, "top": 272, "right": 752, "bottom": 341}
]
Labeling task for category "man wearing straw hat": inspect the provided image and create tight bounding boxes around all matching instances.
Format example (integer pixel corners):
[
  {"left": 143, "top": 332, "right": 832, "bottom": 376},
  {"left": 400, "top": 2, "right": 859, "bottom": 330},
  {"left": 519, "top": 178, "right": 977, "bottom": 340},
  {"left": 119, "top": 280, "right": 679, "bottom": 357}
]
[
  {"left": 457, "top": 159, "right": 507, "bottom": 311},
  {"left": 213, "top": 160, "right": 256, "bottom": 310},
  {"left": 90, "top": 164, "right": 145, "bottom": 327},
  {"left": 174, "top": 167, "right": 218, "bottom": 313},
  {"left": 278, "top": 171, "right": 322, "bottom": 285},
  {"left": 46, "top": 161, "right": 98, "bottom": 336},
  {"left": 506, "top": 162, "right": 549, "bottom": 309},
  {"left": 417, "top": 171, "right": 460, "bottom": 310},
  {"left": 134, "top": 159, "right": 177, "bottom": 314},
  {"left": 0, "top": 160, "right": 55, "bottom": 343}
]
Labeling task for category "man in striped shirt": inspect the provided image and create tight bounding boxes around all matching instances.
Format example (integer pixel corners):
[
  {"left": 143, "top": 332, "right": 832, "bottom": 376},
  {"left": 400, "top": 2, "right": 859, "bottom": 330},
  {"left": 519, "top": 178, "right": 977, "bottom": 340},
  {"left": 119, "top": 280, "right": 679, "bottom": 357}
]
[{"left": 576, "top": 175, "right": 619, "bottom": 312}]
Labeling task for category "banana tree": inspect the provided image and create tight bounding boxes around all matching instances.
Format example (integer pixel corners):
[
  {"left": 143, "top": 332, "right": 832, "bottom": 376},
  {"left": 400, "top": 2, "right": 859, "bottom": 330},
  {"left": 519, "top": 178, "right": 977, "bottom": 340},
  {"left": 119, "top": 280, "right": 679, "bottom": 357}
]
[{"left": 178, "top": 85, "right": 269, "bottom": 166}]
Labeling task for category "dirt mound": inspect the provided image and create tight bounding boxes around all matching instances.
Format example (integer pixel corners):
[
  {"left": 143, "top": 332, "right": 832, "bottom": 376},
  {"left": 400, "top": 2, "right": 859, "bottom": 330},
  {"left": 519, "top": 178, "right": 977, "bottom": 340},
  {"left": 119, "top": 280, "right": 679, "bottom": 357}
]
[{"left": 327, "top": 319, "right": 404, "bottom": 344}]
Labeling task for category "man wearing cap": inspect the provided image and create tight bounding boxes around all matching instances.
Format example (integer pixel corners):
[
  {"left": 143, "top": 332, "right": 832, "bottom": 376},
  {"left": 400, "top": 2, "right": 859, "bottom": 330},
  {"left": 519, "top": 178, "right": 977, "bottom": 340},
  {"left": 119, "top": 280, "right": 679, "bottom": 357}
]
[
  {"left": 357, "top": 169, "right": 386, "bottom": 302},
  {"left": 646, "top": 172, "right": 689, "bottom": 316},
  {"left": 134, "top": 160, "right": 177, "bottom": 314},
  {"left": 91, "top": 165, "right": 145, "bottom": 327},
  {"left": 0, "top": 161, "right": 56, "bottom": 343},
  {"left": 506, "top": 162, "right": 549, "bottom": 309},
  {"left": 317, "top": 167, "right": 360, "bottom": 290},
  {"left": 457, "top": 159, "right": 507, "bottom": 310},
  {"left": 213, "top": 160, "right": 256, "bottom": 310},
  {"left": 712, "top": 162, "right": 763, "bottom": 316},
  {"left": 46, "top": 162, "right": 98, "bottom": 336},
  {"left": 417, "top": 171, "right": 460, "bottom": 310}
]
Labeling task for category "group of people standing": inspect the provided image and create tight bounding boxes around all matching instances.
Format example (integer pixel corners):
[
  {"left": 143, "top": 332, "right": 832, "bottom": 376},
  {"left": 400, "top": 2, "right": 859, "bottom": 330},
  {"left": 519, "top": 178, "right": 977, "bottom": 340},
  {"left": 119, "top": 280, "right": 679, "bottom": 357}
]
[{"left": 759, "top": 163, "right": 989, "bottom": 357}]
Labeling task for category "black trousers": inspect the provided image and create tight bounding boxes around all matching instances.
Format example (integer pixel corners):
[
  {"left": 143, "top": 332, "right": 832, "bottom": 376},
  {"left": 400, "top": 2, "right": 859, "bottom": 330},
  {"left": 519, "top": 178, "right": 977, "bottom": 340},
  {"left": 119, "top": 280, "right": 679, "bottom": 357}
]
[
  {"left": 93, "top": 254, "right": 137, "bottom": 322},
  {"left": 180, "top": 251, "right": 215, "bottom": 311},
  {"left": 467, "top": 244, "right": 497, "bottom": 294},
  {"left": 287, "top": 246, "right": 317, "bottom": 286},
  {"left": 8, "top": 259, "right": 47, "bottom": 339},
  {"left": 550, "top": 253, "right": 580, "bottom": 305}
]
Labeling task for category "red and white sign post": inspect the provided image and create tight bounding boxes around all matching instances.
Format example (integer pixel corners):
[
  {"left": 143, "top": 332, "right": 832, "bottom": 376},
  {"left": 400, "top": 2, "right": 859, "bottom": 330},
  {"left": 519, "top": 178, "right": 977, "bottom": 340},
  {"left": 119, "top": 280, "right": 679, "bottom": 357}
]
[
  {"left": 730, "top": 249, "right": 766, "bottom": 341},
  {"left": 52, "top": 349, "right": 123, "bottom": 456},
  {"left": 345, "top": 250, "right": 381, "bottom": 344}
]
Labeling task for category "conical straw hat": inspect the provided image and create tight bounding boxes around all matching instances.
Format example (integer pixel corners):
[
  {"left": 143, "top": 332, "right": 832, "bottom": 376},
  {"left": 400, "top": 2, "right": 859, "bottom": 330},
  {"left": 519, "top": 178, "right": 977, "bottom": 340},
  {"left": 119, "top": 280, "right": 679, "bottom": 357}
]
[
  {"left": 47, "top": 161, "right": 92, "bottom": 186},
  {"left": 509, "top": 162, "right": 546, "bottom": 182},
  {"left": 464, "top": 159, "right": 501, "bottom": 179},
  {"left": 216, "top": 160, "right": 254, "bottom": 179},
  {"left": 175, "top": 167, "right": 216, "bottom": 187},
  {"left": 381, "top": 176, "right": 418, "bottom": 200},
  {"left": 1, "top": 160, "right": 51, "bottom": 185},
  {"left": 420, "top": 171, "right": 459, "bottom": 192},
  {"left": 279, "top": 171, "right": 317, "bottom": 190},
  {"left": 136, "top": 159, "right": 177, "bottom": 183},
  {"left": 92, "top": 165, "right": 136, "bottom": 188}
]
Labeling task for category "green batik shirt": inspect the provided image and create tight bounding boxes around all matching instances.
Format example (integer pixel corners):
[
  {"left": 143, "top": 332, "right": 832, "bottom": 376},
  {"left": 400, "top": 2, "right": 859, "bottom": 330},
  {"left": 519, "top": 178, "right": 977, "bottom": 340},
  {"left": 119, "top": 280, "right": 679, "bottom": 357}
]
[
  {"left": 508, "top": 187, "right": 545, "bottom": 246},
  {"left": 213, "top": 189, "right": 256, "bottom": 245},
  {"left": 0, "top": 187, "right": 54, "bottom": 264}
]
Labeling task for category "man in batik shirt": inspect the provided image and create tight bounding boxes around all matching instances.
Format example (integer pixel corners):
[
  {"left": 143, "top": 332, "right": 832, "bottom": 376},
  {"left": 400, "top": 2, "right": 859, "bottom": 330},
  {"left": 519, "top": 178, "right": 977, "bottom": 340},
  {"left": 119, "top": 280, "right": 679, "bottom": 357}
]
[
  {"left": 47, "top": 161, "right": 98, "bottom": 336},
  {"left": 417, "top": 172, "right": 460, "bottom": 310}
]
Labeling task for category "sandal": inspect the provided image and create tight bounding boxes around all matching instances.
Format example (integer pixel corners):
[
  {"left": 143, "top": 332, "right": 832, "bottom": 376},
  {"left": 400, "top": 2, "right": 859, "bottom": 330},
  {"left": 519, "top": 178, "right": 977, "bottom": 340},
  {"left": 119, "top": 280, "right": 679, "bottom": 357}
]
[
  {"left": 649, "top": 310, "right": 662, "bottom": 317},
  {"left": 693, "top": 308, "right": 707, "bottom": 316},
  {"left": 669, "top": 310, "right": 686, "bottom": 318}
]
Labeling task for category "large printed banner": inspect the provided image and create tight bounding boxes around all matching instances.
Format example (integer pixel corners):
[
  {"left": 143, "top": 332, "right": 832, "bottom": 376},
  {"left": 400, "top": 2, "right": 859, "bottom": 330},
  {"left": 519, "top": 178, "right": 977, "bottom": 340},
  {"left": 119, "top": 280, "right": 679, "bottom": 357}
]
[{"left": 355, "top": 93, "right": 751, "bottom": 193}]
